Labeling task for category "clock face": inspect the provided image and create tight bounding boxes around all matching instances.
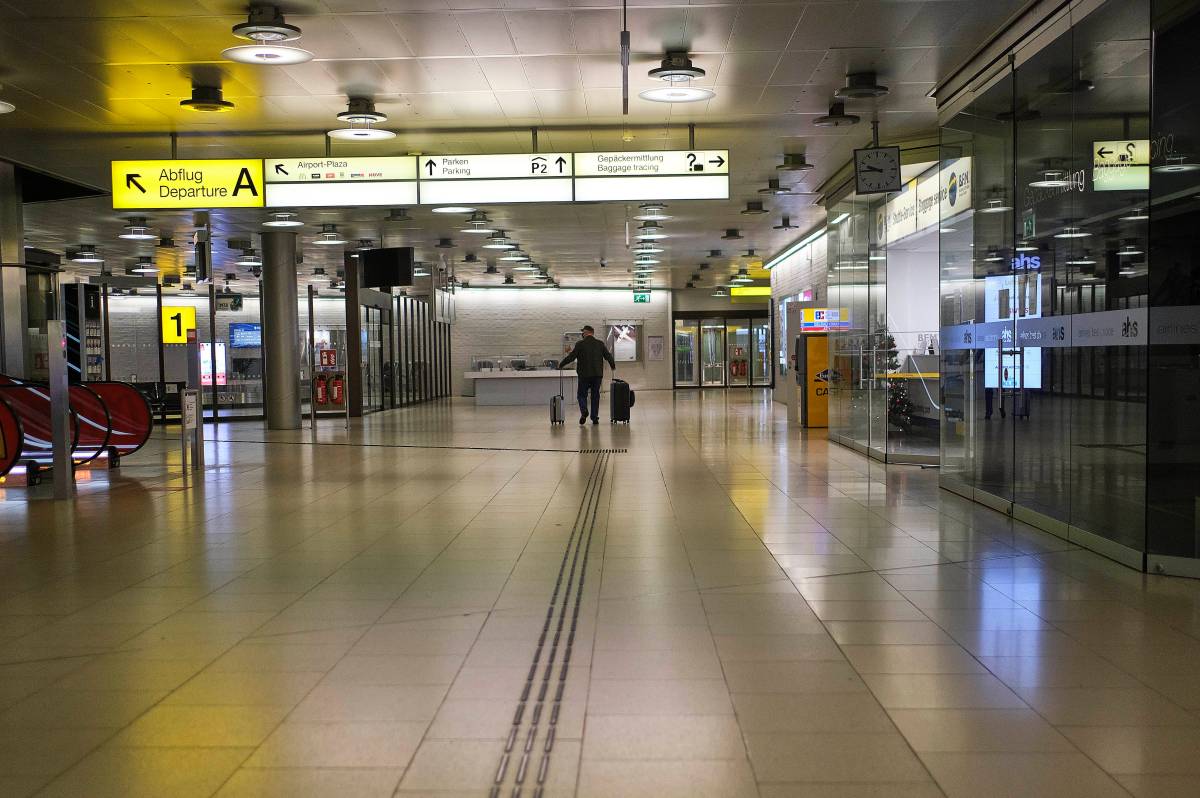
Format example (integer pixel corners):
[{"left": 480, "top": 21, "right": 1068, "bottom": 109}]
[{"left": 854, "top": 146, "right": 902, "bottom": 194}]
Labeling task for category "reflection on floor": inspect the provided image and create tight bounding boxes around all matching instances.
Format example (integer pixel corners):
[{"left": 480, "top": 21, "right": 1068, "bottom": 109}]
[{"left": 1, "top": 389, "right": 1198, "bottom": 797}]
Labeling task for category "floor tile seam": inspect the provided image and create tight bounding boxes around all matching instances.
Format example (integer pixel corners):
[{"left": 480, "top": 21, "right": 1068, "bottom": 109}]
[
  {"left": 651, "top": 435, "right": 769, "bottom": 791},
  {"left": 855, "top": 576, "right": 1151, "bottom": 789},
  {"left": 415, "top": 451, "right": 595, "bottom": 796},
  {"left": 184, "top": 449, "right": 546, "bottom": 798}
]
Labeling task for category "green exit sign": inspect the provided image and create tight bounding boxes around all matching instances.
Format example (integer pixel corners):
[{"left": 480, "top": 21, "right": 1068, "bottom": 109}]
[{"left": 633, "top": 292, "right": 651, "bottom": 303}]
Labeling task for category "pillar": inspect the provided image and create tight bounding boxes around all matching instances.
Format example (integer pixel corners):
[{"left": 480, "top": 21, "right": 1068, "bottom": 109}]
[
  {"left": 260, "top": 231, "right": 301, "bottom": 429},
  {"left": 0, "top": 161, "right": 26, "bottom": 376}
]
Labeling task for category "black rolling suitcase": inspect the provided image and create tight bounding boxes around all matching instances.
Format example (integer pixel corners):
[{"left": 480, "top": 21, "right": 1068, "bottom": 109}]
[
  {"left": 610, "top": 378, "right": 634, "bottom": 424},
  {"left": 551, "top": 369, "right": 565, "bottom": 425}
]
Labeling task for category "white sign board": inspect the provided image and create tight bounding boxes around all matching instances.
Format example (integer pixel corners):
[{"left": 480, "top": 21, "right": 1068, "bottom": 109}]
[
  {"left": 264, "top": 156, "right": 418, "bottom": 207},
  {"left": 573, "top": 150, "right": 730, "bottom": 202},
  {"left": 418, "top": 153, "right": 573, "bottom": 205},
  {"left": 1093, "top": 139, "right": 1149, "bottom": 192},
  {"left": 181, "top": 389, "right": 200, "bottom": 431}
]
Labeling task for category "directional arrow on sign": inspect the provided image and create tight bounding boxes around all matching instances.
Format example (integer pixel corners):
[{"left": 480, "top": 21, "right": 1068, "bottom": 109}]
[
  {"left": 425, "top": 159, "right": 436, "bottom": 176},
  {"left": 126, "top": 173, "right": 146, "bottom": 193},
  {"left": 555, "top": 156, "right": 567, "bottom": 173},
  {"left": 1096, "top": 146, "right": 1113, "bottom": 159},
  {"left": 274, "top": 164, "right": 288, "bottom": 176},
  {"left": 709, "top": 155, "right": 726, "bottom": 168}
]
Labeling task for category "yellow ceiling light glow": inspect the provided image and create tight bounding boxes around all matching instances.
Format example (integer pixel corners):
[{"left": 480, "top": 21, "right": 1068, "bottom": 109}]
[{"left": 730, "top": 286, "right": 771, "bottom": 297}]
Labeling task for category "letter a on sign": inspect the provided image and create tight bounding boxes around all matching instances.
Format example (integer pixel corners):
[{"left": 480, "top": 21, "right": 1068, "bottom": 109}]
[{"left": 233, "top": 167, "right": 259, "bottom": 197}]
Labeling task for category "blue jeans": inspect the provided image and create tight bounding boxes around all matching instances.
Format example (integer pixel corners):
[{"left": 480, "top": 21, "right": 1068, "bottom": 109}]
[{"left": 577, "top": 376, "right": 602, "bottom": 420}]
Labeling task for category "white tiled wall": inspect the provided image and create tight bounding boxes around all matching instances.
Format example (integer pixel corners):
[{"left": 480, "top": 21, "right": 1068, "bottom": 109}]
[{"left": 451, "top": 288, "right": 673, "bottom": 396}]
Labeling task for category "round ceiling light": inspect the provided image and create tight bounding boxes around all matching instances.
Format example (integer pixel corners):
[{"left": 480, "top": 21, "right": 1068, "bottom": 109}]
[
  {"left": 232, "top": 5, "right": 301, "bottom": 41},
  {"left": 1066, "top": 254, "right": 1097, "bottom": 266},
  {"left": 979, "top": 187, "right": 1012, "bottom": 214},
  {"left": 1029, "top": 164, "right": 1071, "bottom": 188},
  {"left": 759, "top": 179, "right": 793, "bottom": 196},
  {"left": 131, "top": 256, "right": 158, "bottom": 274},
  {"left": 778, "top": 153, "right": 814, "bottom": 172},
  {"left": 634, "top": 203, "right": 671, "bottom": 221},
  {"left": 222, "top": 44, "right": 313, "bottom": 65},
  {"left": 180, "top": 85, "right": 234, "bottom": 112},
  {"left": 461, "top": 212, "right": 496, "bottom": 234},
  {"left": 814, "top": 102, "right": 860, "bottom": 127},
  {"left": 1117, "top": 240, "right": 1144, "bottom": 256},
  {"left": 1015, "top": 241, "right": 1039, "bottom": 252},
  {"left": 834, "top": 72, "right": 889, "bottom": 100},
  {"left": 263, "top": 212, "right": 303, "bottom": 227},
  {"left": 236, "top": 249, "right": 262, "bottom": 267},
  {"left": 482, "top": 231, "right": 515, "bottom": 250},
  {"left": 633, "top": 242, "right": 664, "bottom": 254},
  {"left": 639, "top": 85, "right": 715, "bottom": 103},
  {"left": 1054, "top": 226, "right": 1091, "bottom": 239},
  {"left": 119, "top": 218, "right": 157, "bottom": 240},
  {"left": 636, "top": 221, "right": 668, "bottom": 240},
  {"left": 0, "top": 98, "right": 14, "bottom": 114},
  {"left": 741, "top": 201, "right": 768, "bottom": 215},
  {"left": 1119, "top": 208, "right": 1149, "bottom": 221},
  {"left": 328, "top": 99, "right": 394, "bottom": 140},
  {"left": 313, "top": 224, "right": 347, "bottom": 245},
  {"left": 773, "top": 215, "right": 797, "bottom": 231},
  {"left": 1154, "top": 155, "right": 1200, "bottom": 173},
  {"left": 69, "top": 245, "right": 102, "bottom": 263},
  {"left": 499, "top": 250, "right": 530, "bottom": 261}
]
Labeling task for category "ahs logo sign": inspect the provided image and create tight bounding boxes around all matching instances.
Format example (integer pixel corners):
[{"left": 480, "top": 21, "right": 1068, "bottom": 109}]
[{"left": 1011, "top": 254, "right": 1041, "bottom": 271}]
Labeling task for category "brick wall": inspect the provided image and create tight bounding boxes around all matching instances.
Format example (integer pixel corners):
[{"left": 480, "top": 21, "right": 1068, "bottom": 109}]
[{"left": 450, "top": 288, "right": 673, "bottom": 396}]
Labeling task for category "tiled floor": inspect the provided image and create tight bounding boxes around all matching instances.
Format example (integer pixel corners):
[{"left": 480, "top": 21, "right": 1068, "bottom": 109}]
[{"left": 2, "top": 389, "right": 1200, "bottom": 797}]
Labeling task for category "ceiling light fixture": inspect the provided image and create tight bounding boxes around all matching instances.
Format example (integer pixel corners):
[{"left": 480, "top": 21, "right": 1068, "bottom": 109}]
[
  {"left": 180, "top": 85, "right": 234, "bottom": 112},
  {"left": 758, "top": 179, "right": 793, "bottom": 196},
  {"left": 69, "top": 244, "right": 102, "bottom": 264},
  {"left": 236, "top": 249, "right": 262, "bottom": 267},
  {"left": 640, "top": 51, "right": 714, "bottom": 103},
  {"left": 979, "top": 186, "right": 1012, "bottom": 214},
  {"left": 835, "top": 72, "right": 889, "bottom": 100},
  {"left": 223, "top": 5, "right": 311, "bottom": 64},
  {"left": 633, "top": 203, "right": 671, "bottom": 221},
  {"left": 328, "top": 97, "right": 394, "bottom": 141},
  {"left": 263, "top": 211, "right": 303, "bottom": 227},
  {"left": 119, "top": 218, "right": 157, "bottom": 240},
  {"left": 773, "top": 216, "right": 797, "bottom": 230},
  {"left": 482, "top": 231, "right": 515, "bottom": 250},
  {"left": 1054, "top": 226, "right": 1090, "bottom": 239},
  {"left": 1066, "top": 253, "right": 1097, "bottom": 266},
  {"left": 1117, "top": 240, "right": 1144, "bottom": 256},
  {"left": 131, "top": 256, "right": 158, "bottom": 274},
  {"left": 1119, "top": 208, "right": 1149, "bottom": 221},
  {"left": 721, "top": 229, "right": 743, "bottom": 240},
  {"left": 461, "top": 212, "right": 495, "bottom": 234},
  {"left": 633, "top": 242, "right": 665, "bottom": 254},
  {"left": 741, "top": 201, "right": 768, "bottom": 214},
  {"left": 313, "top": 224, "right": 347, "bottom": 245},
  {"left": 1154, "top": 154, "right": 1200, "bottom": 173},
  {"left": 499, "top": 249, "right": 530, "bottom": 262},
  {"left": 1029, "top": 162, "right": 1071, "bottom": 188},
  {"left": 814, "top": 102, "right": 860, "bottom": 127},
  {"left": 1015, "top": 241, "right": 1039, "bottom": 252},
  {"left": 636, "top": 221, "right": 668, "bottom": 240},
  {"left": 387, "top": 208, "right": 413, "bottom": 222},
  {"left": 778, "top": 153, "right": 814, "bottom": 172}
]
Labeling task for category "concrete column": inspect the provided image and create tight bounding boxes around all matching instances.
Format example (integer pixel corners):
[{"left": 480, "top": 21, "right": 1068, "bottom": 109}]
[
  {"left": 260, "top": 231, "right": 301, "bottom": 429},
  {"left": 0, "top": 161, "right": 26, "bottom": 376}
]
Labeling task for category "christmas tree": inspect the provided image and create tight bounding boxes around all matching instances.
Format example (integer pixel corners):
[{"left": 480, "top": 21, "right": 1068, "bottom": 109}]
[{"left": 879, "top": 329, "right": 914, "bottom": 433}]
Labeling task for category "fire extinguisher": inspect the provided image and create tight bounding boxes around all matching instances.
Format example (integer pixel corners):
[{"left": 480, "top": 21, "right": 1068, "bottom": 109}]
[
  {"left": 314, "top": 373, "right": 328, "bottom": 406},
  {"left": 330, "top": 372, "right": 345, "bottom": 405}
]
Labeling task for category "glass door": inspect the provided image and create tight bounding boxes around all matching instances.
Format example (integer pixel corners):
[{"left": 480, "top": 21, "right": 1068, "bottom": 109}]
[
  {"left": 674, "top": 319, "right": 700, "bottom": 386},
  {"left": 726, "top": 319, "right": 750, "bottom": 387},
  {"left": 751, "top": 319, "right": 771, "bottom": 386},
  {"left": 701, "top": 318, "right": 726, "bottom": 387}
]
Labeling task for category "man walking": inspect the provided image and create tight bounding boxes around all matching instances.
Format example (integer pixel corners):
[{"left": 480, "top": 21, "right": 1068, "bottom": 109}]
[{"left": 557, "top": 325, "right": 616, "bottom": 425}]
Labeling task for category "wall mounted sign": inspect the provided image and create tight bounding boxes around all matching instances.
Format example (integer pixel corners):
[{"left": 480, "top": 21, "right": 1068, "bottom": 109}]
[
  {"left": 264, "top": 156, "right": 417, "bottom": 207},
  {"left": 632, "top": 291, "right": 652, "bottom": 303},
  {"left": 800, "top": 308, "right": 851, "bottom": 332},
  {"left": 419, "top": 153, "right": 573, "bottom": 204},
  {"left": 574, "top": 150, "right": 730, "bottom": 201},
  {"left": 1093, "top": 139, "right": 1149, "bottom": 191},
  {"left": 161, "top": 305, "right": 197, "bottom": 344},
  {"left": 112, "top": 160, "right": 264, "bottom": 209}
]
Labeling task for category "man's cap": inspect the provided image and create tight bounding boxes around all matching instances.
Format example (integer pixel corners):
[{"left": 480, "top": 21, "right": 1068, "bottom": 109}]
[{"left": 581, "top": 325, "right": 594, "bottom": 333}]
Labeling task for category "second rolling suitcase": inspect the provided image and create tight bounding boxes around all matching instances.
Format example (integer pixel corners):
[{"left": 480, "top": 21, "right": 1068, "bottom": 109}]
[{"left": 610, "top": 378, "right": 634, "bottom": 424}]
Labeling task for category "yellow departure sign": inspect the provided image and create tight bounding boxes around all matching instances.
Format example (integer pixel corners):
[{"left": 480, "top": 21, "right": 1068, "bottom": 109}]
[
  {"left": 161, "top": 305, "right": 197, "bottom": 344},
  {"left": 112, "top": 160, "right": 265, "bottom": 209}
]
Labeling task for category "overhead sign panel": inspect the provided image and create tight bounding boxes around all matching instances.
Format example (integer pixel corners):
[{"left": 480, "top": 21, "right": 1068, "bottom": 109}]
[
  {"left": 264, "top": 156, "right": 417, "bottom": 208},
  {"left": 112, "top": 159, "right": 264, "bottom": 209},
  {"left": 573, "top": 150, "right": 729, "bottom": 201},
  {"left": 418, "top": 153, "right": 573, "bottom": 205},
  {"left": 1093, "top": 139, "right": 1149, "bottom": 191}
]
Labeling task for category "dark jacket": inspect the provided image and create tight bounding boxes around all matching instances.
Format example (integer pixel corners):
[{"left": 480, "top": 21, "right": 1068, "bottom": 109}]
[{"left": 559, "top": 336, "right": 615, "bottom": 378}]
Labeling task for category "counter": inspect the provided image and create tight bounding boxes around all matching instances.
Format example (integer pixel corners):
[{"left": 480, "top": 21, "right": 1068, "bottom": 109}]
[{"left": 464, "top": 370, "right": 577, "bottom": 406}]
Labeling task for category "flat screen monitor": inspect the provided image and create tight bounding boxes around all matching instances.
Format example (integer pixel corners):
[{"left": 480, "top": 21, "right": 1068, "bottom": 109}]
[
  {"left": 361, "top": 247, "right": 414, "bottom": 289},
  {"left": 229, "top": 322, "right": 262, "bottom": 348}
]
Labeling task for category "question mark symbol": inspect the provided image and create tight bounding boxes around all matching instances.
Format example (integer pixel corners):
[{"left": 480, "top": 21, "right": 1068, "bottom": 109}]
[
  {"left": 1126, "top": 142, "right": 1136, "bottom": 160},
  {"left": 687, "top": 153, "right": 697, "bottom": 171}
]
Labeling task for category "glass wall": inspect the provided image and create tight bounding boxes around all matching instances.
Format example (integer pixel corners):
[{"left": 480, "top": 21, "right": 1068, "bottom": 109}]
[
  {"left": 672, "top": 312, "right": 773, "bottom": 389},
  {"left": 940, "top": 0, "right": 1154, "bottom": 567}
]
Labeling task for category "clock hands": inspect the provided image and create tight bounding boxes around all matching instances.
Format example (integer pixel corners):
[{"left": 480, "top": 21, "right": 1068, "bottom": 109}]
[{"left": 861, "top": 165, "right": 883, "bottom": 173}]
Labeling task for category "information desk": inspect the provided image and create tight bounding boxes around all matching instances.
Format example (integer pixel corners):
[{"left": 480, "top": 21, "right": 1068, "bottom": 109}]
[{"left": 465, "top": 370, "right": 576, "bottom": 406}]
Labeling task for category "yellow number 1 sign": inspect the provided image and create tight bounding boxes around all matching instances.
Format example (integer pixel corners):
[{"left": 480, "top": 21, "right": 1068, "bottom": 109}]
[{"left": 161, "top": 306, "right": 197, "bottom": 344}]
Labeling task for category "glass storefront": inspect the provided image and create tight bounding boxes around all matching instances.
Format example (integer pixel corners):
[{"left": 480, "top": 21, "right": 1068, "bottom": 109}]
[
  {"left": 937, "top": 0, "right": 1185, "bottom": 570},
  {"left": 673, "top": 312, "right": 773, "bottom": 388}
]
